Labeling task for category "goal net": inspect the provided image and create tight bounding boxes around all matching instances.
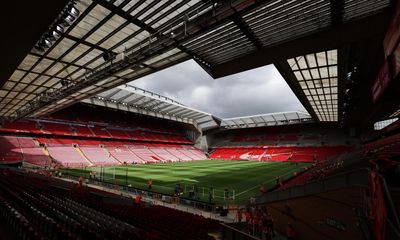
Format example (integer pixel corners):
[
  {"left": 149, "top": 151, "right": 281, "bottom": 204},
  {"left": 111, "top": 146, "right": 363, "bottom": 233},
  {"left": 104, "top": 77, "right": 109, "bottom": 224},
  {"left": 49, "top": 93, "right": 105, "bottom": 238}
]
[
  {"left": 90, "top": 166, "right": 116, "bottom": 182},
  {"left": 183, "top": 184, "right": 236, "bottom": 201},
  {"left": 212, "top": 188, "right": 236, "bottom": 201}
]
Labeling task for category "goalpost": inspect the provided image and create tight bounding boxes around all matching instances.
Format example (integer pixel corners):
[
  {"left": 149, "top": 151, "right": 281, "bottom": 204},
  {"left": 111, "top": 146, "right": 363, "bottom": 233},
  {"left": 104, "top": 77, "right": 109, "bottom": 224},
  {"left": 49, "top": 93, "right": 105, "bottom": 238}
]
[
  {"left": 184, "top": 184, "right": 236, "bottom": 201},
  {"left": 212, "top": 188, "right": 236, "bottom": 201},
  {"left": 90, "top": 166, "right": 116, "bottom": 182}
]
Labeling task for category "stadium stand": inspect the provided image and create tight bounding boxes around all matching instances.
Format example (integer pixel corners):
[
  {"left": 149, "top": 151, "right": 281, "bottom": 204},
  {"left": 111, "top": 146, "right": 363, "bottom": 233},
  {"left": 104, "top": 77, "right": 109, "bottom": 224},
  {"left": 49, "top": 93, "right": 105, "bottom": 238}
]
[
  {"left": 1, "top": 0, "right": 400, "bottom": 239},
  {"left": 79, "top": 146, "right": 119, "bottom": 166},
  {"left": 0, "top": 136, "right": 23, "bottom": 164},
  {"left": 106, "top": 145, "right": 144, "bottom": 164},
  {"left": 17, "top": 138, "right": 50, "bottom": 166},
  {"left": 0, "top": 169, "right": 220, "bottom": 240},
  {"left": 0, "top": 120, "right": 42, "bottom": 134},
  {"left": 210, "top": 146, "right": 352, "bottom": 162}
]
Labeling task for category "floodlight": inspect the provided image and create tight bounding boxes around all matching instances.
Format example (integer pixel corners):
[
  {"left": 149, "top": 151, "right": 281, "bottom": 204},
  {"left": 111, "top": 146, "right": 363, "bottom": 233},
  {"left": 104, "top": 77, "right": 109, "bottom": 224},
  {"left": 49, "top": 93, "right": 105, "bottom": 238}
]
[
  {"left": 69, "top": 6, "right": 80, "bottom": 18},
  {"left": 65, "top": 14, "right": 76, "bottom": 25},
  {"left": 56, "top": 25, "right": 64, "bottom": 33},
  {"left": 53, "top": 30, "right": 61, "bottom": 39},
  {"left": 44, "top": 39, "right": 52, "bottom": 48}
]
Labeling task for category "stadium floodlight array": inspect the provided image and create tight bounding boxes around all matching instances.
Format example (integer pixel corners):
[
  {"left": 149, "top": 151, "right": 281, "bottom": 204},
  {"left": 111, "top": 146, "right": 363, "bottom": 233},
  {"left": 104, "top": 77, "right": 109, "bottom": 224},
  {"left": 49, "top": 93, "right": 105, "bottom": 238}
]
[
  {"left": 34, "top": 1, "right": 80, "bottom": 52},
  {"left": 12, "top": 0, "right": 266, "bottom": 120}
]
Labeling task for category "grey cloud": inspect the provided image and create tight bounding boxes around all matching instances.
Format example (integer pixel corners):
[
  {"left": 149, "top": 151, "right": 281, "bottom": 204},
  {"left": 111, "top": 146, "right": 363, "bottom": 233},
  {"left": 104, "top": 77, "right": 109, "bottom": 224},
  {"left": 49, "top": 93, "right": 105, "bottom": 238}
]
[{"left": 130, "top": 60, "right": 306, "bottom": 118}]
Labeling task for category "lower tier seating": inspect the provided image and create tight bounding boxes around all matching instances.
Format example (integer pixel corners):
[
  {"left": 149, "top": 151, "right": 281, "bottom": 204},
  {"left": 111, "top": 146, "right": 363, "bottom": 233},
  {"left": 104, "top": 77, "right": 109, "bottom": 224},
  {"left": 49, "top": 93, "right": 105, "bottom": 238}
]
[
  {"left": 0, "top": 169, "right": 220, "bottom": 240},
  {"left": 0, "top": 136, "right": 207, "bottom": 167},
  {"left": 209, "top": 146, "right": 352, "bottom": 162}
]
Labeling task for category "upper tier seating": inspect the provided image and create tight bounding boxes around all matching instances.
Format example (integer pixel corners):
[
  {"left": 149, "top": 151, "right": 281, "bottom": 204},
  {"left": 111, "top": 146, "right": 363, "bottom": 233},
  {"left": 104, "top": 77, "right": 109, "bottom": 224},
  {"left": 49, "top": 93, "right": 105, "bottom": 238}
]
[
  {"left": 73, "top": 125, "right": 95, "bottom": 137},
  {"left": 0, "top": 121, "right": 42, "bottom": 134},
  {"left": 0, "top": 119, "right": 192, "bottom": 145},
  {"left": 41, "top": 122, "right": 73, "bottom": 135},
  {"left": 212, "top": 124, "right": 356, "bottom": 147},
  {"left": 106, "top": 128, "right": 130, "bottom": 139},
  {"left": 89, "top": 126, "right": 112, "bottom": 138}
]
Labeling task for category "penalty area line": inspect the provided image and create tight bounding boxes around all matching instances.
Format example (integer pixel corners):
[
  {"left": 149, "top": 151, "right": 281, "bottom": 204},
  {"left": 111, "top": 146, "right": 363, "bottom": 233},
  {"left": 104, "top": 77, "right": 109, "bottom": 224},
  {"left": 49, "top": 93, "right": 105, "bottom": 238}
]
[{"left": 234, "top": 165, "right": 298, "bottom": 197}]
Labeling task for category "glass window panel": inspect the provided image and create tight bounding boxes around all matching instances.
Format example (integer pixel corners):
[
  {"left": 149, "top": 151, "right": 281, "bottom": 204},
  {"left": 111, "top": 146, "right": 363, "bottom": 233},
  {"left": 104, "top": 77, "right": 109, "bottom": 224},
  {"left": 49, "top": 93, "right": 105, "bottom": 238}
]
[
  {"left": 310, "top": 68, "right": 319, "bottom": 79},
  {"left": 329, "top": 66, "right": 337, "bottom": 77},
  {"left": 302, "top": 70, "right": 311, "bottom": 80},
  {"left": 306, "top": 54, "right": 317, "bottom": 68},
  {"left": 32, "top": 58, "right": 54, "bottom": 73},
  {"left": 320, "top": 67, "right": 329, "bottom": 78},
  {"left": 47, "top": 38, "right": 76, "bottom": 59},
  {"left": 330, "top": 77, "right": 338, "bottom": 86},
  {"left": 2, "top": 82, "right": 15, "bottom": 90},
  {"left": 297, "top": 56, "right": 307, "bottom": 69},
  {"left": 19, "top": 54, "right": 40, "bottom": 70},
  {"left": 287, "top": 58, "right": 298, "bottom": 70},
  {"left": 22, "top": 73, "right": 39, "bottom": 83},
  {"left": 294, "top": 71, "right": 303, "bottom": 80},
  {"left": 9, "top": 70, "right": 25, "bottom": 81},
  {"left": 314, "top": 80, "right": 322, "bottom": 88},
  {"left": 316, "top": 52, "right": 327, "bottom": 66},
  {"left": 70, "top": 5, "right": 111, "bottom": 38},
  {"left": 327, "top": 49, "right": 337, "bottom": 65},
  {"left": 322, "top": 78, "right": 330, "bottom": 87},
  {"left": 299, "top": 81, "right": 307, "bottom": 88}
]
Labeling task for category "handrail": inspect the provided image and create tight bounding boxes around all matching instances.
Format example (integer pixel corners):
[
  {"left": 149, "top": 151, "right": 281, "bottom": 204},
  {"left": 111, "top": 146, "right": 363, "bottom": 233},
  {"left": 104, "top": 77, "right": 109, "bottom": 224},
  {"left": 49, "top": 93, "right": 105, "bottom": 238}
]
[
  {"left": 387, "top": 219, "right": 400, "bottom": 239},
  {"left": 254, "top": 168, "right": 370, "bottom": 204},
  {"left": 220, "top": 223, "right": 259, "bottom": 240},
  {"left": 380, "top": 176, "right": 400, "bottom": 231}
]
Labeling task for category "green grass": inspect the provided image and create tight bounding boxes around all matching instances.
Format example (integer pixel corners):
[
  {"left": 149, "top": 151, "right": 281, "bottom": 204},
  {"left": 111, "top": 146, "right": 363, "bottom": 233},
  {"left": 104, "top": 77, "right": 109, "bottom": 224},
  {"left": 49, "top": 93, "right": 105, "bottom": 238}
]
[{"left": 61, "top": 160, "right": 309, "bottom": 204}]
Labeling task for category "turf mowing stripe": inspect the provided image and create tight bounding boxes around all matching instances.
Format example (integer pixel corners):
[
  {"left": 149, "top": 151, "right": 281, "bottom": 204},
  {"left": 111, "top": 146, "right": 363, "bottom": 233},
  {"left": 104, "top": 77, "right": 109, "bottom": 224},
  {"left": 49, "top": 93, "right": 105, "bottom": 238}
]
[
  {"left": 234, "top": 164, "right": 300, "bottom": 197},
  {"left": 67, "top": 160, "right": 310, "bottom": 204}
]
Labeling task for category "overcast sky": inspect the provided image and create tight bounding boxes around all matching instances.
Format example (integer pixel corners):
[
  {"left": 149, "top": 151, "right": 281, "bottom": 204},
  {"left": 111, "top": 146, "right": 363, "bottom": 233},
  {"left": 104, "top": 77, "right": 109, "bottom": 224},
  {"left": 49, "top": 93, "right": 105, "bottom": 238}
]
[{"left": 130, "top": 60, "right": 306, "bottom": 118}]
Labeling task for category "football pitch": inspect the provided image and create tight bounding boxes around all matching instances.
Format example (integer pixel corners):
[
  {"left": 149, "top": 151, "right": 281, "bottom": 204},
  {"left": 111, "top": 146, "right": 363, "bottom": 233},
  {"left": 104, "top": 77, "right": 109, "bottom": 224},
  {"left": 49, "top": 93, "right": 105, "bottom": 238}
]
[{"left": 62, "top": 160, "right": 309, "bottom": 204}]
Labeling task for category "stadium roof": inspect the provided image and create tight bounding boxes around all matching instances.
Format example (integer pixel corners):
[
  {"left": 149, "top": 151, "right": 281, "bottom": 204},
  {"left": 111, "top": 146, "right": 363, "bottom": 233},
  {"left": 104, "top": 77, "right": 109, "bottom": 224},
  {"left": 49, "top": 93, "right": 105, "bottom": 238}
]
[
  {"left": 286, "top": 50, "right": 338, "bottom": 122},
  {"left": 221, "top": 111, "right": 313, "bottom": 129},
  {"left": 82, "top": 85, "right": 220, "bottom": 131},
  {"left": 0, "top": 0, "right": 395, "bottom": 129},
  {"left": 83, "top": 86, "right": 310, "bottom": 131}
]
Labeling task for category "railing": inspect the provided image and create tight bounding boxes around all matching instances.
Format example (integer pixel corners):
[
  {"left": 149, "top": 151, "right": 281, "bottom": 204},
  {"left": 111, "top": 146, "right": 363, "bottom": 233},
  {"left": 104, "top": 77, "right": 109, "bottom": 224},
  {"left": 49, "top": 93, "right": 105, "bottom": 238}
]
[
  {"left": 220, "top": 223, "right": 259, "bottom": 240},
  {"left": 58, "top": 170, "right": 217, "bottom": 214},
  {"left": 255, "top": 168, "right": 370, "bottom": 204},
  {"left": 381, "top": 176, "right": 400, "bottom": 239}
]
